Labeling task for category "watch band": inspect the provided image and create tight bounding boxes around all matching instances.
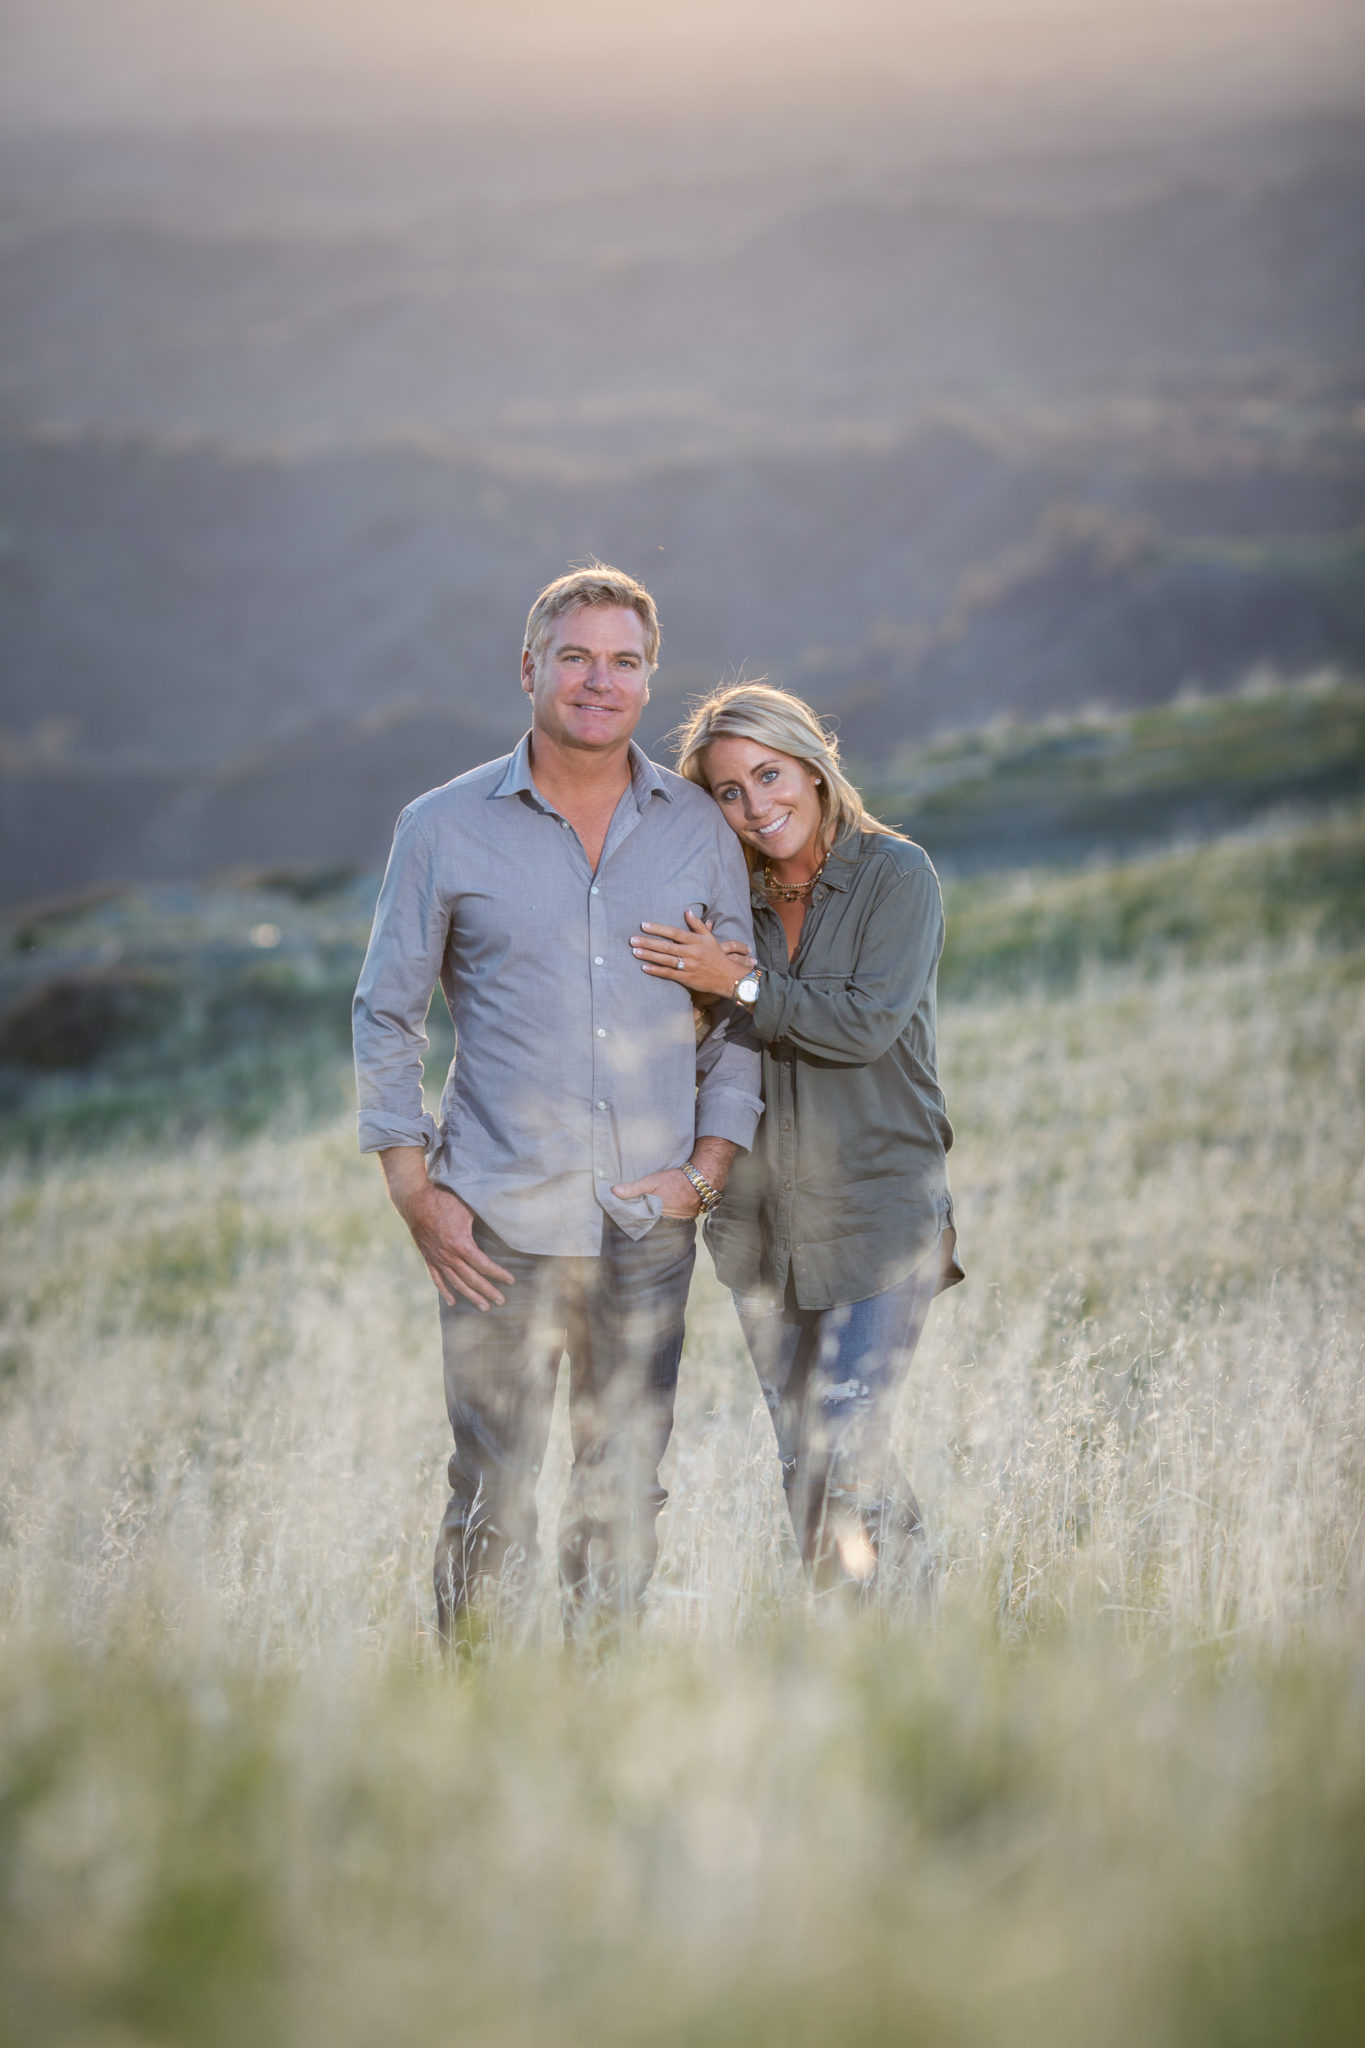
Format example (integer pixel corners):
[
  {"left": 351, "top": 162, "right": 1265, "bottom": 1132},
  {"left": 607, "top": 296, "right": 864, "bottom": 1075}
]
[{"left": 680, "top": 1162, "right": 723, "bottom": 1214}]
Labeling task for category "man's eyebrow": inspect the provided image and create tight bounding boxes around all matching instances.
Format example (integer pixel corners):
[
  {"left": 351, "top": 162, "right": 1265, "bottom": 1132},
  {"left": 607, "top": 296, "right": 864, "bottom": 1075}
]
[{"left": 556, "top": 640, "right": 642, "bottom": 659}]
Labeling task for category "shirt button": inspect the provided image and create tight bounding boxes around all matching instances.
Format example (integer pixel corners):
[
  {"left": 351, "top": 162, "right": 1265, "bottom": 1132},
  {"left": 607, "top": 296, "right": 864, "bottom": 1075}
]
[
  {"left": 782, "top": 1120, "right": 791, "bottom": 1131},
  {"left": 783, "top": 1180, "right": 792, "bottom": 1190},
  {"left": 590, "top": 885, "right": 600, "bottom": 895},
  {"left": 596, "top": 1100, "right": 607, "bottom": 1110},
  {"left": 594, "top": 956, "right": 604, "bottom": 966},
  {"left": 561, "top": 820, "right": 572, "bottom": 830},
  {"left": 597, "top": 1028, "right": 606, "bottom": 1038}
]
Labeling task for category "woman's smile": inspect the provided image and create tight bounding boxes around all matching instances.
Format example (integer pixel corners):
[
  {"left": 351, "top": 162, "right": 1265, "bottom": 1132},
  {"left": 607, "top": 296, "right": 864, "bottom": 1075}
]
[{"left": 702, "top": 735, "right": 825, "bottom": 876}]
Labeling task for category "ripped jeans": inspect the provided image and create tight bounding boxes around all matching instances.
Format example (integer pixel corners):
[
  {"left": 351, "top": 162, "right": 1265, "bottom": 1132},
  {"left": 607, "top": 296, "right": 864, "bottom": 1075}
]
[{"left": 734, "top": 1238, "right": 940, "bottom": 1596}]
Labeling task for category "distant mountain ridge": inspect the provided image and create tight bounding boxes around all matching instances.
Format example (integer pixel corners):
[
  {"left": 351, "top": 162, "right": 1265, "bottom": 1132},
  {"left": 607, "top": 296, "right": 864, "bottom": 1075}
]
[
  {"left": 4, "top": 143, "right": 1363, "bottom": 444},
  {"left": 1, "top": 116, "right": 1362, "bottom": 903}
]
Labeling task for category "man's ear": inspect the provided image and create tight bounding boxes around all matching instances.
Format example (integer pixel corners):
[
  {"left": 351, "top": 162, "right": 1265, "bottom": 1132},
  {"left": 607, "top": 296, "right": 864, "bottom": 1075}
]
[{"left": 520, "top": 647, "right": 535, "bottom": 697}]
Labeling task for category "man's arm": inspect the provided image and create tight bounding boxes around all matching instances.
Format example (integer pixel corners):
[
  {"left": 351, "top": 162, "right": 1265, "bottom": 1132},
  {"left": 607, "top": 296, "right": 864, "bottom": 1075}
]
[
  {"left": 355, "top": 805, "right": 516, "bottom": 1309},
  {"left": 379, "top": 1147, "right": 514, "bottom": 1310},
  {"left": 353, "top": 805, "right": 448, "bottom": 1158},
  {"left": 612, "top": 826, "right": 760, "bottom": 1217},
  {"left": 690, "top": 828, "right": 763, "bottom": 1150},
  {"left": 611, "top": 1136, "right": 740, "bottom": 1219}
]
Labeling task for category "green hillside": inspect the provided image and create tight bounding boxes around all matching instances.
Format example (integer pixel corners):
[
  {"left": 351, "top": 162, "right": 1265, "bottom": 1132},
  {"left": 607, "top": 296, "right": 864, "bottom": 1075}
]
[
  {"left": 2, "top": 691, "right": 1362, "bottom": 1152},
  {"left": 864, "top": 675, "right": 1365, "bottom": 872}
]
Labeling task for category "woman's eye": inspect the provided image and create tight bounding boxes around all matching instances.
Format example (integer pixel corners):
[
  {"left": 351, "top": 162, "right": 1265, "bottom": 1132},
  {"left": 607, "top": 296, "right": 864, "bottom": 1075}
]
[{"left": 760, "top": 768, "right": 779, "bottom": 784}]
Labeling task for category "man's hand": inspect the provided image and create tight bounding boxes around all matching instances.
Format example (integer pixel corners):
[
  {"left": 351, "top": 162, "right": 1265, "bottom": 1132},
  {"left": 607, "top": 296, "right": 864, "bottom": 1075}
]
[
  {"left": 612, "top": 1138, "right": 739, "bottom": 1219},
  {"left": 378, "top": 1146, "right": 514, "bottom": 1311},
  {"left": 610, "top": 1166, "right": 703, "bottom": 1218}
]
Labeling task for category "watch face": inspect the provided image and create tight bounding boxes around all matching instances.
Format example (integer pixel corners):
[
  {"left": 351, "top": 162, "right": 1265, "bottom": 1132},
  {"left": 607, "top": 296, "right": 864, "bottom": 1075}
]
[{"left": 737, "top": 972, "right": 761, "bottom": 1003}]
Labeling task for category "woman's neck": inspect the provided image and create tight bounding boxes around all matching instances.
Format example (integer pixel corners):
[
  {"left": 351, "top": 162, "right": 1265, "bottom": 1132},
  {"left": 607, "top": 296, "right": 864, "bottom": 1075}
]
[{"left": 766, "top": 834, "right": 825, "bottom": 888}]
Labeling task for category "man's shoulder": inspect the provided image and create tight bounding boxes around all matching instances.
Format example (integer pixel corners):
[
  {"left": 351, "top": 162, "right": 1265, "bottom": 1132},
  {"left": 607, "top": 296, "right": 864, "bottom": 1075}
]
[
  {"left": 647, "top": 759, "right": 728, "bottom": 827},
  {"left": 396, "top": 752, "right": 516, "bottom": 834}
]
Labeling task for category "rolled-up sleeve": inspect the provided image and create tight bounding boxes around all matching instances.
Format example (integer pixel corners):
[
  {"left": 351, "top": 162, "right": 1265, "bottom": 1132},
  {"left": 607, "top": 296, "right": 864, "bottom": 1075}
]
[
  {"left": 753, "top": 864, "right": 943, "bottom": 1066},
  {"left": 693, "top": 829, "right": 763, "bottom": 1150},
  {"left": 352, "top": 805, "right": 448, "bottom": 1155}
]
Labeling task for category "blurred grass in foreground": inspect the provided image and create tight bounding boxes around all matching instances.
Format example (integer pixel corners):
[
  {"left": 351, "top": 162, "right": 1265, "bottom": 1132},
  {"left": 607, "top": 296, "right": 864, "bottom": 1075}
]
[
  {"left": 0, "top": 797, "right": 1362, "bottom": 2044},
  {"left": 3, "top": 1631, "right": 1361, "bottom": 2048}
]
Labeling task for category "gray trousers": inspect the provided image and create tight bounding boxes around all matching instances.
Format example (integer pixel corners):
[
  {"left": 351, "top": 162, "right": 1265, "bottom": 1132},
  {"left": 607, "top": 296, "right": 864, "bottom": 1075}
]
[{"left": 435, "top": 1212, "right": 697, "bottom": 1640}]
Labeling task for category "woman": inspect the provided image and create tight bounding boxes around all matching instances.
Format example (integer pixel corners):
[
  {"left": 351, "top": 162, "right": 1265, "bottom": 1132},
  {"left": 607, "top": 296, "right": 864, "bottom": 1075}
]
[{"left": 630, "top": 683, "right": 963, "bottom": 1596}]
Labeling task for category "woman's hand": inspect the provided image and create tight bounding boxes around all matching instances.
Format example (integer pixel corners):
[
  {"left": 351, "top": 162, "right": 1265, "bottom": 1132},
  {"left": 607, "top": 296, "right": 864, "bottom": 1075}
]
[{"left": 631, "top": 909, "right": 754, "bottom": 999}]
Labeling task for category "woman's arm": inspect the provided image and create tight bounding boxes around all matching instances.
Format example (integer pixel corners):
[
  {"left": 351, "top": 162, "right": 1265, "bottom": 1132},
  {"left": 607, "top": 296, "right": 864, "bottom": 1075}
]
[
  {"left": 630, "top": 912, "right": 754, "bottom": 999},
  {"left": 751, "top": 864, "right": 944, "bottom": 1065}
]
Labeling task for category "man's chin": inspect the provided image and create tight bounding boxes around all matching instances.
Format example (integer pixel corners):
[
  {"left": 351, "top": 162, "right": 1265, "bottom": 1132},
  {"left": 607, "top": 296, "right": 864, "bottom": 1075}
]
[{"left": 568, "top": 715, "right": 627, "bottom": 745}]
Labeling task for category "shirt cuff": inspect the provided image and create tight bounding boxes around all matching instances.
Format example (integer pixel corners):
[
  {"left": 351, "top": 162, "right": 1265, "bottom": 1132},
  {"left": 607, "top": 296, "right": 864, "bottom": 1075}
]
[
  {"left": 751, "top": 968, "right": 796, "bottom": 1044},
  {"left": 356, "top": 1109, "right": 440, "bottom": 1156},
  {"left": 695, "top": 1085, "right": 763, "bottom": 1152}
]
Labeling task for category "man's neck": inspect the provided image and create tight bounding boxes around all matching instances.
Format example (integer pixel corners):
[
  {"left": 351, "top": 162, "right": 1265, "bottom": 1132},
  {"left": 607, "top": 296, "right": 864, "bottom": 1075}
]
[{"left": 527, "top": 729, "right": 635, "bottom": 814}]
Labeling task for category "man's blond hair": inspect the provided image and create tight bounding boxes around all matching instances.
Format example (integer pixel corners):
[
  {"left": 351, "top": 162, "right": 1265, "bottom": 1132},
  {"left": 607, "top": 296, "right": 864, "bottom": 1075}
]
[
  {"left": 523, "top": 563, "right": 661, "bottom": 669},
  {"left": 674, "top": 681, "right": 904, "bottom": 869}
]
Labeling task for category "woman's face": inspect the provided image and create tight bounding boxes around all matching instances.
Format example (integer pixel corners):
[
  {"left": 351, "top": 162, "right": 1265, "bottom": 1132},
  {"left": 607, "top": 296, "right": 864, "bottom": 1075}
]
[{"left": 702, "top": 735, "right": 824, "bottom": 867}]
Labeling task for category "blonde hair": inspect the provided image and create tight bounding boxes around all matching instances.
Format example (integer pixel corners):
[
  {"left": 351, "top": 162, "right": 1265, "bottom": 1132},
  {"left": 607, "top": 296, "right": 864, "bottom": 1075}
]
[
  {"left": 674, "top": 682, "right": 903, "bottom": 868},
  {"left": 523, "top": 563, "right": 660, "bottom": 669}
]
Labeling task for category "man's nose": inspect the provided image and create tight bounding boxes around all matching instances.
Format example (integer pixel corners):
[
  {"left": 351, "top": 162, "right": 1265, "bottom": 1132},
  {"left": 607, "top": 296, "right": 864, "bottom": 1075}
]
[{"left": 582, "top": 657, "right": 612, "bottom": 691}]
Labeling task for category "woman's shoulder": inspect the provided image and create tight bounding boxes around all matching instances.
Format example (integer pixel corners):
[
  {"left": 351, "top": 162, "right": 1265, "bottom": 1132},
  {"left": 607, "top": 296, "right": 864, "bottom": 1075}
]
[{"left": 837, "top": 829, "right": 938, "bottom": 888}]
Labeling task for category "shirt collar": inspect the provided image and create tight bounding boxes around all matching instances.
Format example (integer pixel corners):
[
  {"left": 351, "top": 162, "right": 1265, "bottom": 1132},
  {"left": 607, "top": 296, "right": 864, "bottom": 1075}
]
[{"left": 490, "top": 733, "right": 671, "bottom": 809}]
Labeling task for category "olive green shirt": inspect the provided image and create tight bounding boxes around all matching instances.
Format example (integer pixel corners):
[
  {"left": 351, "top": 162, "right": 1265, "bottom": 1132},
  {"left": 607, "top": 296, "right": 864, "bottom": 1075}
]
[{"left": 704, "top": 828, "right": 963, "bottom": 1311}]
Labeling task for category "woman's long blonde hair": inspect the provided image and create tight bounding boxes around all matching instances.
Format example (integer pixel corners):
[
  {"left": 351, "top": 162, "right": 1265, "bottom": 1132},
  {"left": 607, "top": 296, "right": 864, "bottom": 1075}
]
[{"left": 674, "top": 682, "right": 903, "bottom": 870}]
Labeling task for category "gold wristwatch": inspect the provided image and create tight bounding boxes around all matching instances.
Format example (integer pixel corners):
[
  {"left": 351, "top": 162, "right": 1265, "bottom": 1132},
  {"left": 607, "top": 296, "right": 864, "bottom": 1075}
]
[{"left": 680, "top": 1163, "right": 723, "bottom": 1214}]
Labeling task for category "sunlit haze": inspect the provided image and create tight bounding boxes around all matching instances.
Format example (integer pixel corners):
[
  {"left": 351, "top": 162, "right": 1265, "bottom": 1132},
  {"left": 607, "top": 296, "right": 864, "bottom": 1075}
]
[{"left": 2, "top": 0, "right": 1362, "bottom": 140}]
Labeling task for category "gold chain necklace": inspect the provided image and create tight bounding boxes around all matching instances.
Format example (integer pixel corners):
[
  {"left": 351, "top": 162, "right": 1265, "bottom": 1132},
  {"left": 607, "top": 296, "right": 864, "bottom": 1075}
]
[{"left": 763, "top": 859, "right": 826, "bottom": 903}]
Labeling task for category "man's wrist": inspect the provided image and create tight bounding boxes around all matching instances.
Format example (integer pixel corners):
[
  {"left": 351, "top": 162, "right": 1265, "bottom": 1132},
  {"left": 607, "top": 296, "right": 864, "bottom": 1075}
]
[
  {"left": 689, "top": 1137, "right": 738, "bottom": 1195},
  {"left": 679, "top": 1161, "right": 723, "bottom": 1214}
]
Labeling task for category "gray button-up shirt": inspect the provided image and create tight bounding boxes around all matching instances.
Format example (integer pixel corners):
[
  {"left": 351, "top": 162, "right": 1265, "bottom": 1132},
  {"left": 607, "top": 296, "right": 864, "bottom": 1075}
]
[{"left": 353, "top": 736, "right": 762, "bottom": 1255}]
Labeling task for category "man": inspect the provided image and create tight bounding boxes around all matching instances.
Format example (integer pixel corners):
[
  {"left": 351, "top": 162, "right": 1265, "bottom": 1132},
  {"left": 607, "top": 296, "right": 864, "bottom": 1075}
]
[{"left": 353, "top": 564, "right": 761, "bottom": 1642}]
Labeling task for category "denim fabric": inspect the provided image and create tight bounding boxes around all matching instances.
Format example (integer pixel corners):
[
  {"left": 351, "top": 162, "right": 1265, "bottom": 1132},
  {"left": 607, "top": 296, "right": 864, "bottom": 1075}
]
[
  {"left": 734, "top": 1236, "right": 940, "bottom": 1593},
  {"left": 436, "top": 1212, "right": 696, "bottom": 1639}
]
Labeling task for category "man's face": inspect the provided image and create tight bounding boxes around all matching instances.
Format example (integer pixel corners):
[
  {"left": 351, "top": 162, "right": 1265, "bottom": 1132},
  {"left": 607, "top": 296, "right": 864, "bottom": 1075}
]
[{"left": 521, "top": 604, "right": 652, "bottom": 755}]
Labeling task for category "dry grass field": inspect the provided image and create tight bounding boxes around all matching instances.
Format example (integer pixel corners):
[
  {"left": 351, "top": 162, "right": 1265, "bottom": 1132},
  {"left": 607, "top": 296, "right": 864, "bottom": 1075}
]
[{"left": 1, "top": 813, "right": 1363, "bottom": 2046}]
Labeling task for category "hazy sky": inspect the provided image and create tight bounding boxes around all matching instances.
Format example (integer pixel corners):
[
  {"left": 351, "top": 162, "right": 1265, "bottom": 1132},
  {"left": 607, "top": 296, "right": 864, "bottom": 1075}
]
[{"left": 2, "top": 0, "right": 1362, "bottom": 135}]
